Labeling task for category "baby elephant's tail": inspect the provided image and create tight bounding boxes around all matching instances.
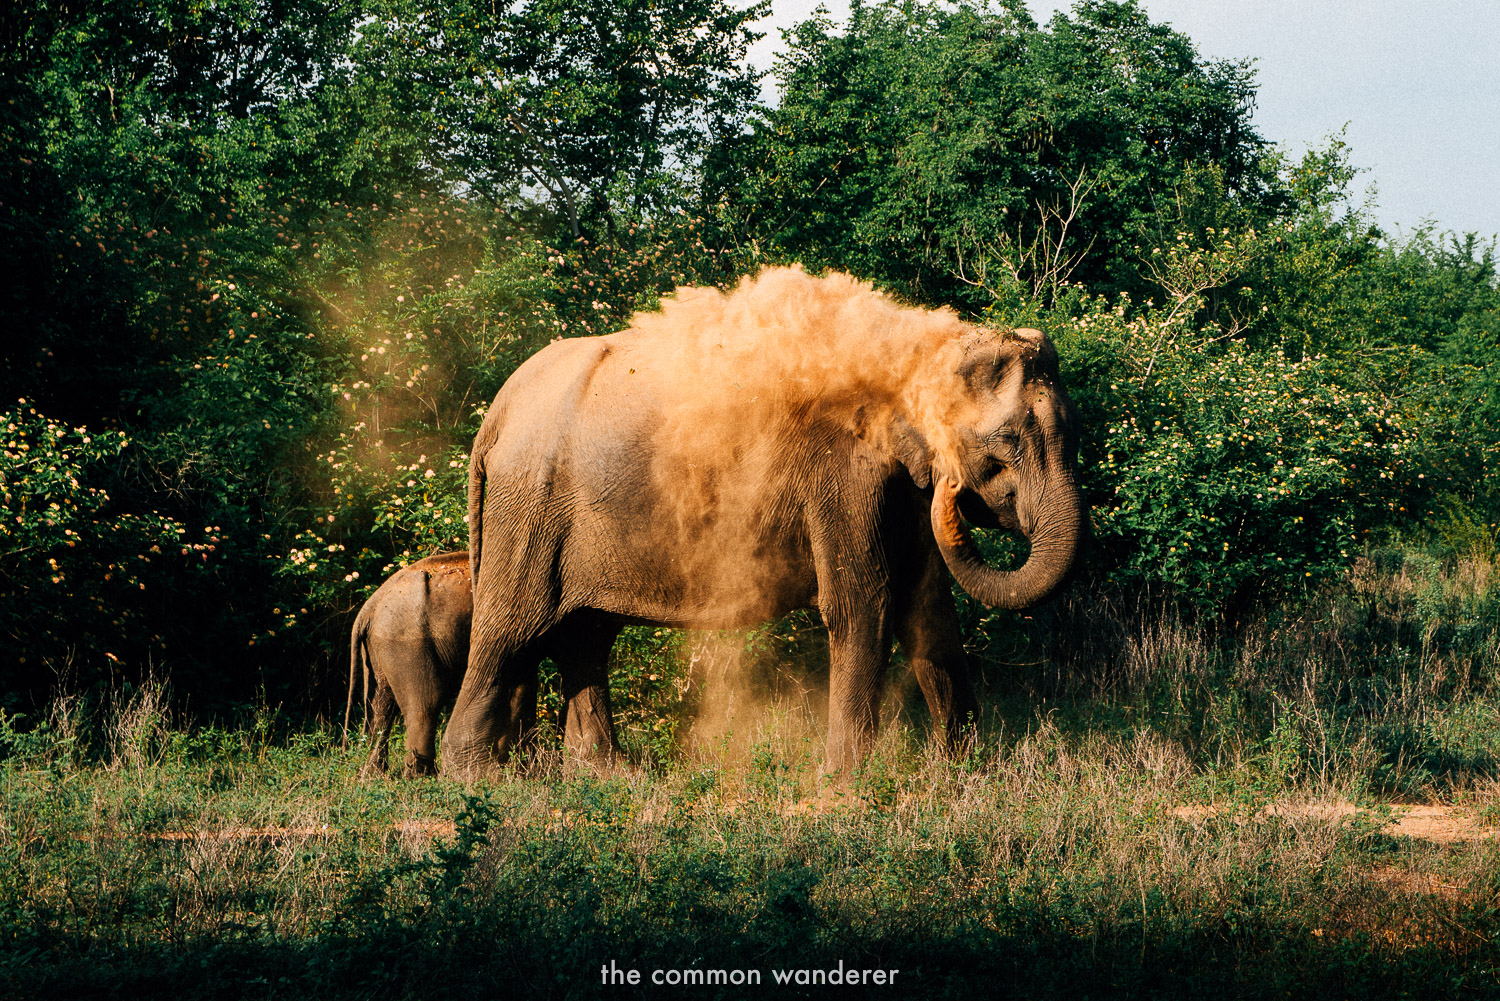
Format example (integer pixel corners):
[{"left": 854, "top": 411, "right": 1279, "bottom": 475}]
[{"left": 344, "top": 603, "right": 374, "bottom": 748}]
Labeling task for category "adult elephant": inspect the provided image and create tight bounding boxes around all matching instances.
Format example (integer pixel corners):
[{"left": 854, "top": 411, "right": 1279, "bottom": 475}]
[
  {"left": 347, "top": 552, "right": 473, "bottom": 777},
  {"left": 446, "top": 267, "right": 1084, "bottom": 777}
]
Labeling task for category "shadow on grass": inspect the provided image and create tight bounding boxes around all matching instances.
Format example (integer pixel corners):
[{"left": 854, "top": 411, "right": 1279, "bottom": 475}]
[
  {"left": 10, "top": 897, "right": 1495, "bottom": 1001},
  {"left": 7, "top": 792, "right": 1498, "bottom": 1001}
]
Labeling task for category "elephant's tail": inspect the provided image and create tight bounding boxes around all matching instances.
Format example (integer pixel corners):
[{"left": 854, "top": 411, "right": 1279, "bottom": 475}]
[
  {"left": 344, "top": 604, "right": 372, "bottom": 748},
  {"left": 467, "top": 410, "right": 502, "bottom": 592}
]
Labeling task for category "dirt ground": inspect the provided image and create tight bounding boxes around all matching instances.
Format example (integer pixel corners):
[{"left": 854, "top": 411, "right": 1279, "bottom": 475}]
[
  {"left": 133, "top": 799, "right": 1495, "bottom": 844},
  {"left": 1170, "top": 801, "right": 1496, "bottom": 843}
]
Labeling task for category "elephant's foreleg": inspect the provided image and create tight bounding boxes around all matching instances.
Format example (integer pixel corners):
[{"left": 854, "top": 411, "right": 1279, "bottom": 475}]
[
  {"left": 894, "top": 557, "right": 977, "bottom": 754},
  {"left": 821, "top": 602, "right": 892, "bottom": 773},
  {"left": 553, "top": 619, "right": 622, "bottom": 766},
  {"left": 361, "top": 682, "right": 398, "bottom": 778}
]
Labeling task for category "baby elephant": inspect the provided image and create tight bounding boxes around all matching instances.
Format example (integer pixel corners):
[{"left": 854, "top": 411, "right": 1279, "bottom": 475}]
[{"left": 346, "top": 551, "right": 471, "bottom": 777}]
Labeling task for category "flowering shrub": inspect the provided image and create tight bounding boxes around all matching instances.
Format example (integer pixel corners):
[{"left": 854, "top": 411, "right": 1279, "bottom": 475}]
[
  {"left": 1054, "top": 298, "right": 1429, "bottom": 608},
  {"left": 277, "top": 441, "right": 472, "bottom": 631},
  {"left": 0, "top": 402, "right": 194, "bottom": 690}
]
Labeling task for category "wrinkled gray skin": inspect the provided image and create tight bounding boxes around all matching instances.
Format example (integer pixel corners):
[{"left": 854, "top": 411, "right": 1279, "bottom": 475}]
[
  {"left": 447, "top": 327, "right": 1083, "bottom": 778},
  {"left": 347, "top": 552, "right": 474, "bottom": 777}
]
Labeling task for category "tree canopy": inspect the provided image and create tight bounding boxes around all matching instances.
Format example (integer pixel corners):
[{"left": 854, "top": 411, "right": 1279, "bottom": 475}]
[
  {"left": 1, "top": 0, "right": 1496, "bottom": 717},
  {"left": 718, "top": 0, "right": 1278, "bottom": 309}
]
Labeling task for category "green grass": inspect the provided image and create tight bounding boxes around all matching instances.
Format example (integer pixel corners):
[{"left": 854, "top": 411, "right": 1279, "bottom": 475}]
[
  {"left": 7, "top": 548, "right": 1500, "bottom": 998},
  {"left": 4, "top": 700, "right": 1500, "bottom": 999}
]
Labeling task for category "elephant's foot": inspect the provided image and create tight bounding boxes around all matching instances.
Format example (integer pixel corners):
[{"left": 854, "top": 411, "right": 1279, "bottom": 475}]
[
  {"left": 932, "top": 718, "right": 979, "bottom": 761},
  {"left": 402, "top": 751, "right": 438, "bottom": 778},
  {"left": 440, "top": 740, "right": 503, "bottom": 782},
  {"left": 358, "top": 756, "right": 390, "bottom": 781},
  {"left": 821, "top": 727, "right": 873, "bottom": 779}
]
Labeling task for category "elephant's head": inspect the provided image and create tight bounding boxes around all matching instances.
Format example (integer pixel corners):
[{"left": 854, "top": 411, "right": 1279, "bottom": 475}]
[{"left": 896, "top": 326, "right": 1084, "bottom": 610}]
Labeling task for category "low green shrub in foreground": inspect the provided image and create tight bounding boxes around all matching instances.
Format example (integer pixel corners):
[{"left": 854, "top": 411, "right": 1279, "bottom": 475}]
[{"left": 4, "top": 684, "right": 1500, "bottom": 1000}]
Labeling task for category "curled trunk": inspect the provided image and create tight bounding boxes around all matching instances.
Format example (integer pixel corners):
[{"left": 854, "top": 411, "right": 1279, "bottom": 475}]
[{"left": 930, "top": 476, "right": 1082, "bottom": 610}]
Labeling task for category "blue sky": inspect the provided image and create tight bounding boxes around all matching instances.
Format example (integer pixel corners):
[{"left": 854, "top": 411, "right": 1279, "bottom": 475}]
[{"left": 746, "top": 0, "right": 1500, "bottom": 240}]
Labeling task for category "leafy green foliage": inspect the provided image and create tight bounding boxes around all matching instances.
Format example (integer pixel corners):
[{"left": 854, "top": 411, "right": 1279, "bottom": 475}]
[
  {"left": 720, "top": 0, "right": 1278, "bottom": 309},
  {"left": 359, "top": 0, "right": 767, "bottom": 238},
  {"left": 0, "top": 403, "right": 191, "bottom": 698},
  {"left": 0, "top": 0, "right": 436, "bottom": 705},
  {"left": 1057, "top": 300, "right": 1427, "bottom": 607},
  {"left": 997, "top": 139, "right": 1500, "bottom": 615}
]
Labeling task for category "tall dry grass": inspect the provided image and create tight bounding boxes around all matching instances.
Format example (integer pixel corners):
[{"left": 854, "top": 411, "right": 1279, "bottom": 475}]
[{"left": 4, "top": 548, "right": 1500, "bottom": 996}]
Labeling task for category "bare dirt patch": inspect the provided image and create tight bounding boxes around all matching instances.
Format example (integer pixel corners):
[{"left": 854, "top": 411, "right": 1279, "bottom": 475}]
[
  {"left": 1171, "top": 801, "right": 1496, "bottom": 843},
  {"left": 108, "top": 800, "right": 1500, "bottom": 848},
  {"left": 1390, "top": 805, "right": 1491, "bottom": 843},
  {"left": 393, "top": 818, "right": 458, "bottom": 838}
]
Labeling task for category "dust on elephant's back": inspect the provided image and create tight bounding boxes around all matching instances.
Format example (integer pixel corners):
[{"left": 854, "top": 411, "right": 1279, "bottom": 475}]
[
  {"left": 558, "top": 335, "right": 819, "bottom": 626},
  {"left": 561, "top": 276, "right": 974, "bottom": 625}
]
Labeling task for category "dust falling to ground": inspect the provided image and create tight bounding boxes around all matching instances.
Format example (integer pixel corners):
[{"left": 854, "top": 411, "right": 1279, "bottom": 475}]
[
  {"left": 675, "top": 629, "right": 828, "bottom": 765},
  {"left": 595, "top": 267, "right": 1029, "bottom": 761}
]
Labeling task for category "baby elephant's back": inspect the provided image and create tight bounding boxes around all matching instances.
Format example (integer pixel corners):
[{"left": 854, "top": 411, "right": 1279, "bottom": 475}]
[{"left": 370, "top": 551, "right": 472, "bottom": 676}]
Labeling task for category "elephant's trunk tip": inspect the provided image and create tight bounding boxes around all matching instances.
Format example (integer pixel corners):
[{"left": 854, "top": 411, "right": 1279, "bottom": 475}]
[{"left": 930, "top": 475, "right": 1081, "bottom": 611}]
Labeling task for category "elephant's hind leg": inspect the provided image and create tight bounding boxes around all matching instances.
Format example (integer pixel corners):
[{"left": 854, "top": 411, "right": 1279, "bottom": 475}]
[
  {"left": 444, "top": 635, "right": 544, "bottom": 780},
  {"left": 361, "top": 681, "right": 398, "bottom": 778},
  {"left": 396, "top": 655, "right": 449, "bottom": 778},
  {"left": 400, "top": 705, "right": 439, "bottom": 779},
  {"left": 551, "top": 616, "right": 623, "bottom": 767}
]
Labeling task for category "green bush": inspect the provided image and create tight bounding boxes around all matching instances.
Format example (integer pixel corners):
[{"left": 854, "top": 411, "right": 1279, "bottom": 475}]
[
  {"left": 1056, "top": 299, "right": 1426, "bottom": 607},
  {"left": 0, "top": 401, "right": 192, "bottom": 699}
]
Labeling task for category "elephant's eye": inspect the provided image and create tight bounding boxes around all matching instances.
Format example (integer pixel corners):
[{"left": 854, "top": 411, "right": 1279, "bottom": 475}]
[
  {"left": 987, "top": 428, "right": 1020, "bottom": 460},
  {"left": 988, "top": 427, "right": 1019, "bottom": 447},
  {"left": 979, "top": 454, "right": 1007, "bottom": 477}
]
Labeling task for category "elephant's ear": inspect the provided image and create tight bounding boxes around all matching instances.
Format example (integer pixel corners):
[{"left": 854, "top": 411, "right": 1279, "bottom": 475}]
[
  {"left": 957, "top": 340, "right": 1008, "bottom": 393},
  {"left": 891, "top": 415, "right": 933, "bottom": 488}
]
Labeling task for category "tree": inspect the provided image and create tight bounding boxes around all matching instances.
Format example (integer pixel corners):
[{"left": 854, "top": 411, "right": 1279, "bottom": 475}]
[
  {"left": 0, "top": 0, "right": 771, "bottom": 709},
  {"left": 719, "top": 0, "right": 1279, "bottom": 310},
  {"left": 358, "top": 0, "right": 766, "bottom": 242},
  {"left": 0, "top": 0, "right": 412, "bottom": 706}
]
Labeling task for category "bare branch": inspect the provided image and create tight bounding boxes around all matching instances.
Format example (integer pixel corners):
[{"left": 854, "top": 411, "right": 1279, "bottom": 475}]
[{"left": 948, "top": 166, "right": 1097, "bottom": 306}]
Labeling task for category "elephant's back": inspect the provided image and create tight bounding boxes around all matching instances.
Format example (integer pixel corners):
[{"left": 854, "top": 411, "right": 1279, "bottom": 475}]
[
  {"left": 410, "top": 551, "right": 472, "bottom": 653},
  {"left": 489, "top": 335, "right": 620, "bottom": 420},
  {"left": 403, "top": 550, "right": 471, "bottom": 581},
  {"left": 359, "top": 554, "right": 471, "bottom": 678},
  {"left": 479, "top": 333, "right": 662, "bottom": 492}
]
